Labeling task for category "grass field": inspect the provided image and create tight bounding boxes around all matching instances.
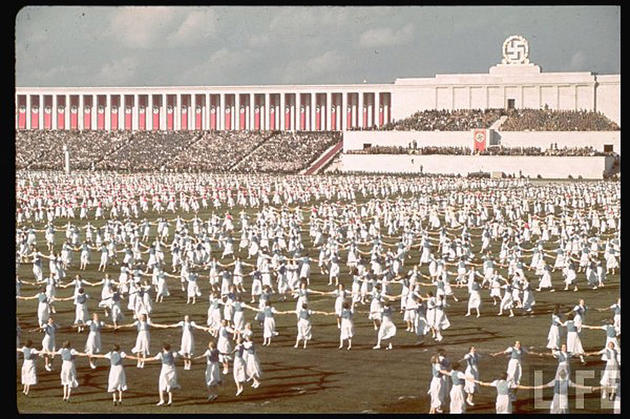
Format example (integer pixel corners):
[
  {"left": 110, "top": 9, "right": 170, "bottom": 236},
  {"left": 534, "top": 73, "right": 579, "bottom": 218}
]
[{"left": 15, "top": 185, "right": 620, "bottom": 414}]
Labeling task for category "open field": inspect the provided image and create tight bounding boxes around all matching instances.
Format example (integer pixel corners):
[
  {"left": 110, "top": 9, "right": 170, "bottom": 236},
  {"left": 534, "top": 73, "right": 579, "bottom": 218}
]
[{"left": 15, "top": 183, "right": 620, "bottom": 414}]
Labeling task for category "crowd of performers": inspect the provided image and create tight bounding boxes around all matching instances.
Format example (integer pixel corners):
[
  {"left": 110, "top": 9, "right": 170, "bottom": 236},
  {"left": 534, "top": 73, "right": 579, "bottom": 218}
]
[{"left": 16, "top": 172, "right": 620, "bottom": 412}]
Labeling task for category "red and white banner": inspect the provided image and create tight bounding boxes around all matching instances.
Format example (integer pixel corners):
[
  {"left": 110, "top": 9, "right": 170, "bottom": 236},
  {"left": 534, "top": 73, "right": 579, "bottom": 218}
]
[
  {"left": 125, "top": 107, "right": 132, "bottom": 130},
  {"left": 254, "top": 105, "right": 260, "bottom": 130},
  {"left": 44, "top": 106, "right": 52, "bottom": 129},
  {"left": 110, "top": 107, "right": 118, "bottom": 131},
  {"left": 379, "top": 106, "right": 384, "bottom": 127},
  {"left": 347, "top": 106, "right": 352, "bottom": 129},
  {"left": 18, "top": 105, "right": 26, "bottom": 129},
  {"left": 225, "top": 107, "right": 231, "bottom": 130},
  {"left": 138, "top": 107, "right": 146, "bottom": 130},
  {"left": 181, "top": 106, "right": 188, "bottom": 130},
  {"left": 363, "top": 106, "right": 368, "bottom": 128},
  {"left": 282, "top": 106, "right": 289, "bottom": 131},
  {"left": 473, "top": 129, "right": 487, "bottom": 152},
  {"left": 331, "top": 106, "right": 336, "bottom": 131},
  {"left": 315, "top": 105, "right": 321, "bottom": 131},
  {"left": 70, "top": 105, "right": 78, "bottom": 130},
  {"left": 195, "top": 106, "right": 202, "bottom": 130},
  {"left": 239, "top": 106, "right": 245, "bottom": 130},
  {"left": 210, "top": 106, "right": 216, "bottom": 130},
  {"left": 57, "top": 106, "right": 65, "bottom": 130},
  {"left": 83, "top": 106, "right": 91, "bottom": 130},
  {"left": 300, "top": 105, "right": 306, "bottom": 131},
  {"left": 152, "top": 107, "right": 160, "bottom": 131},
  {"left": 31, "top": 106, "right": 39, "bottom": 129},
  {"left": 97, "top": 106, "right": 105, "bottom": 130},
  {"left": 167, "top": 106, "right": 174, "bottom": 131},
  {"left": 269, "top": 105, "right": 275, "bottom": 130}
]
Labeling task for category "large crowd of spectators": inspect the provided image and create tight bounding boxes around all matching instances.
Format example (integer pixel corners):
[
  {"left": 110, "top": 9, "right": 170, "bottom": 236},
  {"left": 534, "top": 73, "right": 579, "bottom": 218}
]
[
  {"left": 16, "top": 130, "right": 133, "bottom": 170},
  {"left": 501, "top": 108, "right": 620, "bottom": 131},
  {"left": 165, "top": 131, "right": 272, "bottom": 172},
  {"left": 347, "top": 144, "right": 617, "bottom": 157},
  {"left": 96, "top": 131, "right": 201, "bottom": 171},
  {"left": 378, "top": 109, "right": 505, "bottom": 131},
  {"left": 236, "top": 131, "right": 342, "bottom": 173}
]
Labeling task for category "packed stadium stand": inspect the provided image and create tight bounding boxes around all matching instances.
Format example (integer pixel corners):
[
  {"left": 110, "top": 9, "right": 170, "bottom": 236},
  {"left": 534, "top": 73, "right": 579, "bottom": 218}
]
[
  {"left": 500, "top": 109, "right": 619, "bottom": 131},
  {"left": 346, "top": 145, "right": 617, "bottom": 157},
  {"left": 377, "top": 109, "right": 506, "bottom": 131}
]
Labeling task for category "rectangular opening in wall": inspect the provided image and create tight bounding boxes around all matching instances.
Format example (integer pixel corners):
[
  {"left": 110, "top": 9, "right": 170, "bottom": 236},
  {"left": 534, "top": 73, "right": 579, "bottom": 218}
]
[
  {"left": 507, "top": 99, "right": 515, "bottom": 110},
  {"left": 363, "top": 143, "right": 372, "bottom": 150},
  {"left": 604, "top": 145, "right": 613, "bottom": 153}
]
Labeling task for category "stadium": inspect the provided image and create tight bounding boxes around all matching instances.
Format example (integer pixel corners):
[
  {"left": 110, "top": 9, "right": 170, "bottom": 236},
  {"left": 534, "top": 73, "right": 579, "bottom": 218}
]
[{"left": 15, "top": 8, "right": 620, "bottom": 415}]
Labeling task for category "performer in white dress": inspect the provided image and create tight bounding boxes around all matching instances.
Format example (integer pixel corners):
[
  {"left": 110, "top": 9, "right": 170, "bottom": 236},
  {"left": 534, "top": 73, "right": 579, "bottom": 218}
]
[
  {"left": 546, "top": 307, "right": 563, "bottom": 350},
  {"left": 50, "top": 341, "right": 86, "bottom": 402},
  {"left": 17, "top": 339, "right": 41, "bottom": 396},
  {"left": 163, "top": 315, "right": 205, "bottom": 370},
  {"left": 144, "top": 343, "right": 181, "bottom": 406},
  {"left": 117, "top": 314, "right": 171, "bottom": 368},
  {"left": 193, "top": 341, "right": 222, "bottom": 401},
  {"left": 338, "top": 302, "right": 355, "bottom": 350},
  {"left": 231, "top": 336, "right": 247, "bottom": 396},
  {"left": 461, "top": 346, "right": 480, "bottom": 406},
  {"left": 428, "top": 354, "right": 445, "bottom": 414},
  {"left": 373, "top": 303, "right": 397, "bottom": 350},
  {"left": 243, "top": 335, "right": 262, "bottom": 388},
  {"left": 91, "top": 344, "right": 135, "bottom": 405}
]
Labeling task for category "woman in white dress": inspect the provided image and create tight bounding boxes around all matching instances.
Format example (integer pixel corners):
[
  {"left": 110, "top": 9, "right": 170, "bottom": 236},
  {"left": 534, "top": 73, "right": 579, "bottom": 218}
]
[
  {"left": 91, "top": 343, "right": 135, "bottom": 405},
  {"left": 475, "top": 372, "right": 518, "bottom": 414},
  {"left": 162, "top": 315, "right": 205, "bottom": 370},
  {"left": 77, "top": 312, "right": 111, "bottom": 369},
  {"left": 373, "top": 303, "right": 397, "bottom": 350},
  {"left": 17, "top": 339, "right": 40, "bottom": 395},
  {"left": 561, "top": 314, "right": 586, "bottom": 364},
  {"left": 439, "top": 362, "right": 474, "bottom": 414},
  {"left": 231, "top": 336, "right": 247, "bottom": 396},
  {"left": 546, "top": 306, "right": 563, "bottom": 350},
  {"left": 117, "top": 314, "right": 171, "bottom": 368},
  {"left": 16, "top": 287, "right": 50, "bottom": 327},
  {"left": 338, "top": 302, "right": 355, "bottom": 350},
  {"left": 244, "top": 301, "right": 279, "bottom": 346},
  {"left": 243, "top": 335, "right": 262, "bottom": 388},
  {"left": 193, "top": 340, "right": 222, "bottom": 401},
  {"left": 144, "top": 343, "right": 181, "bottom": 406},
  {"left": 585, "top": 341, "right": 620, "bottom": 401},
  {"left": 428, "top": 354, "right": 445, "bottom": 414},
  {"left": 51, "top": 340, "right": 86, "bottom": 402},
  {"left": 462, "top": 346, "right": 480, "bottom": 406}
]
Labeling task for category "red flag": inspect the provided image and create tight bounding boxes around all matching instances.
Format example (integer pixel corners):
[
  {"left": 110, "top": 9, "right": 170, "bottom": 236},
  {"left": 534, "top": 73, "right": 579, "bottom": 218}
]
[
  {"left": 83, "top": 106, "right": 91, "bottom": 130},
  {"left": 315, "top": 105, "right": 321, "bottom": 131},
  {"left": 18, "top": 105, "right": 26, "bottom": 129},
  {"left": 70, "top": 105, "right": 78, "bottom": 130},
  {"left": 195, "top": 106, "right": 202, "bottom": 130},
  {"left": 379, "top": 105, "right": 384, "bottom": 127},
  {"left": 300, "top": 105, "right": 305, "bottom": 130},
  {"left": 473, "top": 129, "right": 487, "bottom": 152},
  {"left": 57, "top": 106, "right": 65, "bottom": 130},
  {"left": 331, "top": 105, "right": 336, "bottom": 130},
  {"left": 239, "top": 106, "right": 245, "bottom": 130},
  {"left": 125, "top": 106, "right": 132, "bottom": 130},
  {"left": 269, "top": 105, "right": 275, "bottom": 130},
  {"left": 210, "top": 106, "right": 216, "bottom": 130},
  {"left": 347, "top": 106, "right": 352, "bottom": 129},
  {"left": 31, "top": 105, "right": 39, "bottom": 129},
  {"left": 254, "top": 105, "right": 260, "bottom": 130},
  {"left": 152, "top": 107, "right": 160, "bottom": 130},
  {"left": 138, "top": 107, "right": 146, "bottom": 130},
  {"left": 285, "top": 106, "right": 291, "bottom": 131},
  {"left": 44, "top": 106, "right": 52, "bottom": 129},
  {"left": 97, "top": 105, "right": 105, "bottom": 130},
  {"left": 110, "top": 107, "right": 118, "bottom": 131},
  {"left": 225, "top": 107, "right": 231, "bottom": 130},
  {"left": 181, "top": 106, "right": 188, "bottom": 130},
  {"left": 167, "top": 106, "right": 174, "bottom": 130}
]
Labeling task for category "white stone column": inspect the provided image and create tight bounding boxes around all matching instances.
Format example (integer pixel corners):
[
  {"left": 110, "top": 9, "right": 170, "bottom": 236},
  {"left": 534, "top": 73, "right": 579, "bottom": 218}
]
[
  {"left": 219, "top": 93, "right": 225, "bottom": 130},
  {"left": 326, "top": 92, "right": 332, "bottom": 131},
  {"left": 26, "top": 95, "right": 32, "bottom": 129},
  {"left": 146, "top": 95, "right": 152, "bottom": 130},
  {"left": 52, "top": 94, "right": 58, "bottom": 130},
  {"left": 234, "top": 93, "right": 240, "bottom": 130},
  {"left": 280, "top": 93, "right": 285, "bottom": 131},
  {"left": 65, "top": 95, "right": 71, "bottom": 129},
  {"left": 161, "top": 94, "right": 166, "bottom": 130},
  {"left": 555, "top": 86, "right": 560, "bottom": 109},
  {"left": 132, "top": 94, "right": 138, "bottom": 131},
  {"left": 341, "top": 92, "right": 347, "bottom": 131},
  {"left": 358, "top": 92, "right": 364, "bottom": 129},
  {"left": 295, "top": 93, "right": 301, "bottom": 131},
  {"left": 367, "top": 94, "right": 373, "bottom": 128},
  {"left": 38, "top": 94, "right": 44, "bottom": 130},
  {"left": 264, "top": 93, "right": 270, "bottom": 131},
  {"left": 374, "top": 92, "right": 380, "bottom": 128},
  {"left": 204, "top": 93, "right": 210, "bottom": 130},
  {"left": 574, "top": 85, "right": 578, "bottom": 110},
  {"left": 105, "top": 94, "right": 111, "bottom": 130},
  {"left": 119, "top": 95, "right": 124, "bottom": 130},
  {"left": 309, "top": 92, "right": 315, "bottom": 131},
  {"left": 192, "top": 94, "right": 197, "bottom": 130},
  {"left": 351, "top": 94, "right": 357, "bottom": 129},
  {"left": 175, "top": 94, "right": 181, "bottom": 131},
  {"left": 78, "top": 95, "right": 84, "bottom": 130},
  {"left": 91, "top": 94, "right": 97, "bottom": 130}
]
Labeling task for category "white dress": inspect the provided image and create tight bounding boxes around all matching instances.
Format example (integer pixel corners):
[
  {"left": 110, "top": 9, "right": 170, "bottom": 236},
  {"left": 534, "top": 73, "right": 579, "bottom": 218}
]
[
  {"left": 546, "top": 314, "right": 562, "bottom": 350},
  {"left": 58, "top": 348, "right": 79, "bottom": 388},
  {"left": 377, "top": 308, "right": 397, "bottom": 342},
  {"left": 203, "top": 349, "right": 222, "bottom": 387},
  {"left": 84, "top": 320, "right": 104, "bottom": 354},
  {"left": 449, "top": 371, "right": 467, "bottom": 414},
  {"left": 131, "top": 320, "right": 151, "bottom": 355},
  {"left": 156, "top": 351, "right": 180, "bottom": 392},
  {"left": 340, "top": 309, "right": 354, "bottom": 340},
  {"left": 232, "top": 345, "right": 246, "bottom": 383},
  {"left": 244, "top": 341, "right": 262, "bottom": 380},
  {"left": 177, "top": 321, "right": 196, "bottom": 355},
  {"left": 20, "top": 347, "right": 38, "bottom": 385},
  {"left": 104, "top": 351, "right": 128, "bottom": 392}
]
